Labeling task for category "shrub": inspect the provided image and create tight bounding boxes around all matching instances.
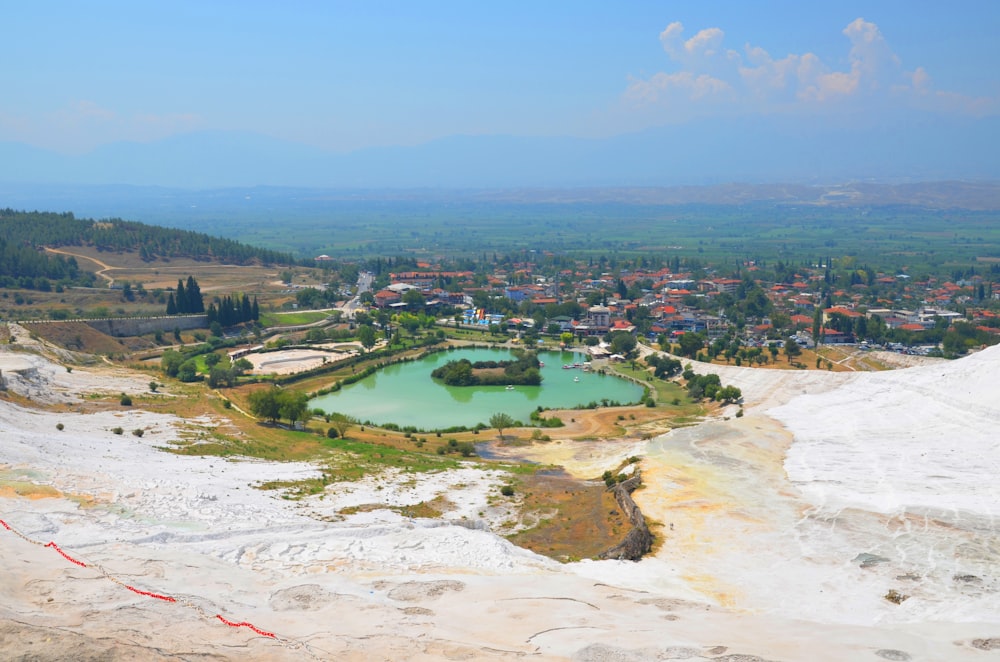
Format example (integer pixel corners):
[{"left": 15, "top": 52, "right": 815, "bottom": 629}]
[
  {"left": 65, "top": 366, "right": 72, "bottom": 373},
  {"left": 56, "top": 423, "right": 64, "bottom": 431},
  {"left": 500, "top": 485, "right": 515, "bottom": 497},
  {"left": 735, "top": 408, "right": 744, "bottom": 418},
  {"left": 327, "top": 427, "right": 339, "bottom": 439},
  {"left": 132, "top": 428, "right": 144, "bottom": 437},
  {"left": 884, "top": 589, "right": 909, "bottom": 605},
  {"left": 149, "top": 381, "right": 158, "bottom": 392},
  {"left": 120, "top": 393, "right": 132, "bottom": 406},
  {"left": 112, "top": 427, "right": 123, "bottom": 435}
]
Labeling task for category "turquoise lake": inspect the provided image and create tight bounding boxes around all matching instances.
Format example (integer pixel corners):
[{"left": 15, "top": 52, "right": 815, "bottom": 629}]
[{"left": 309, "top": 347, "right": 645, "bottom": 430}]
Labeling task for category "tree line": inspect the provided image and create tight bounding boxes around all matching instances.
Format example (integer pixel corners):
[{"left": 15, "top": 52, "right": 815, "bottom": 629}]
[{"left": 166, "top": 276, "right": 205, "bottom": 314}]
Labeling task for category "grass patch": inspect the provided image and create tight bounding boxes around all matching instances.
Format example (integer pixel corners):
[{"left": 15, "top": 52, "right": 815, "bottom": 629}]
[
  {"left": 259, "top": 310, "right": 330, "bottom": 327},
  {"left": 320, "top": 437, "right": 464, "bottom": 481},
  {"left": 249, "top": 435, "right": 473, "bottom": 498},
  {"left": 506, "top": 473, "right": 628, "bottom": 562},
  {"left": 607, "top": 363, "right": 702, "bottom": 416},
  {"left": 339, "top": 497, "right": 449, "bottom": 519}
]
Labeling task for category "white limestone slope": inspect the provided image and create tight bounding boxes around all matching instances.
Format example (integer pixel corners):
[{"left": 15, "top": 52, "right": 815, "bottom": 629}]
[
  {"left": 773, "top": 344, "right": 1000, "bottom": 520},
  {"left": 3, "top": 340, "right": 1000, "bottom": 660}
]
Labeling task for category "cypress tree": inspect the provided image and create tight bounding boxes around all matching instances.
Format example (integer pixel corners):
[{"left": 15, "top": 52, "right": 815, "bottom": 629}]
[
  {"left": 175, "top": 279, "right": 187, "bottom": 313},
  {"left": 166, "top": 293, "right": 177, "bottom": 315},
  {"left": 221, "top": 296, "right": 235, "bottom": 326},
  {"left": 186, "top": 275, "right": 204, "bottom": 313},
  {"left": 241, "top": 294, "right": 252, "bottom": 323}
]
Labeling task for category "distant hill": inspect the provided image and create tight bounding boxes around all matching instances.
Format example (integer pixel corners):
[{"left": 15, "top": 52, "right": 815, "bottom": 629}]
[
  {"left": 1, "top": 113, "right": 998, "bottom": 189},
  {"left": 0, "top": 209, "right": 296, "bottom": 288}
]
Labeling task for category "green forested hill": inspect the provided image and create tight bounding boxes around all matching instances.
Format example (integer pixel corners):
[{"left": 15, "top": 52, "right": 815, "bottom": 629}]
[{"left": 0, "top": 208, "right": 295, "bottom": 288}]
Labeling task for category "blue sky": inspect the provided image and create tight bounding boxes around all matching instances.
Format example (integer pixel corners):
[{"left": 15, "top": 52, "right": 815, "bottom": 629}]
[{"left": 3, "top": 1, "right": 998, "bottom": 154}]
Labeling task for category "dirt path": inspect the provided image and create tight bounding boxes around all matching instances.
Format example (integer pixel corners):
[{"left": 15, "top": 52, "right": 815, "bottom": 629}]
[{"left": 44, "top": 247, "right": 117, "bottom": 286}]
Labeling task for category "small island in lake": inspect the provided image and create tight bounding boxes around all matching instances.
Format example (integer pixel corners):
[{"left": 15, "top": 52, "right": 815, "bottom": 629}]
[{"left": 432, "top": 351, "right": 542, "bottom": 386}]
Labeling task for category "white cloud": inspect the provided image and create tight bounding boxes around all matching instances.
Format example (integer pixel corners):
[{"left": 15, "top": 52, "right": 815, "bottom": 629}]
[
  {"left": 683, "top": 27, "right": 725, "bottom": 58},
  {"left": 627, "top": 18, "right": 997, "bottom": 119},
  {"left": 660, "top": 22, "right": 725, "bottom": 64},
  {"left": 626, "top": 71, "right": 732, "bottom": 106}
]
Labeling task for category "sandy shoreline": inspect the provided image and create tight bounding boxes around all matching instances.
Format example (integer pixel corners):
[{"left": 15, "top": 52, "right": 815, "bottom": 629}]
[{"left": 2, "top": 339, "right": 999, "bottom": 660}]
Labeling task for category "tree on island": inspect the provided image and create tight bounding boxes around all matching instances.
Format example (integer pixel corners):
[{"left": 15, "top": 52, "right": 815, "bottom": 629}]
[
  {"left": 432, "top": 352, "right": 541, "bottom": 386},
  {"left": 489, "top": 412, "right": 515, "bottom": 441}
]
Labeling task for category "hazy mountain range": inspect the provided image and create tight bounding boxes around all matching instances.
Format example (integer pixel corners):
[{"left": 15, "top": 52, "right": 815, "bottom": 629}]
[{"left": 2, "top": 114, "right": 998, "bottom": 189}]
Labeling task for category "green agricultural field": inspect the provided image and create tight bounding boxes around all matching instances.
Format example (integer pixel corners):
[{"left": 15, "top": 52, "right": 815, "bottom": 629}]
[{"left": 161, "top": 200, "right": 1000, "bottom": 274}]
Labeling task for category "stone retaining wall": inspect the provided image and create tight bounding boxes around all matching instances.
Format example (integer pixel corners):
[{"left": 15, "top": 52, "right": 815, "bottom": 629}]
[{"left": 599, "top": 470, "right": 653, "bottom": 561}]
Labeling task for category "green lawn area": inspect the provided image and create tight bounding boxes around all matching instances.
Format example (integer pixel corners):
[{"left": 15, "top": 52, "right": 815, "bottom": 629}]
[
  {"left": 259, "top": 310, "right": 331, "bottom": 326},
  {"left": 608, "top": 362, "right": 703, "bottom": 416}
]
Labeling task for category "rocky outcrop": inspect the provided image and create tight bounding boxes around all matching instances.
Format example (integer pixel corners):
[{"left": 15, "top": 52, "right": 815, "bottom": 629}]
[{"left": 599, "top": 470, "right": 653, "bottom": 561}]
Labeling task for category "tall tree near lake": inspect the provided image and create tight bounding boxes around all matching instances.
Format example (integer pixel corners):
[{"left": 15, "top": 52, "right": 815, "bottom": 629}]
[
  {"left": 357, "top": 324, "right": 377, "bottom": 353},
  {"left": 248, "top": 387, "right": 309, "bottom": 425},
  {"left": 489, "top": 412, "right": 515, "bottom": 441},
  {"left": 326, "top": 412, "right": 354, "bottom": 439}
]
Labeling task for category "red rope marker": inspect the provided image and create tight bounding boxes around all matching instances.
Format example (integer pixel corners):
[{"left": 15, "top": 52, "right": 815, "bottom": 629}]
[
  {"left": 216, "top": 614, "right": 276, "bottom": 638},
  {"left": 4, "top": 518, "right": 284, "bottom": 645},
  {"left": 45, "top": 541, "right": 87, "bottom": 567},
  {"left": 124, "top": 584, "right": 176, "bottom": 602}
]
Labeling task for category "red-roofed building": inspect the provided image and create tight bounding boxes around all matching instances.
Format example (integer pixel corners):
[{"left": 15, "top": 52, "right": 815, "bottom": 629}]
[
  {"left": 611, "top": 319, "right": 636, "bottom": 333},
  {"left": 712, "top": 279, "right": 742, "bottom": 294},
  {"left": 823, "top": 306, "right": 861, "bottom": 322},
  {"left": 819, "top": 328, "right": 854, "bottom": 344},
  {"left": 373, "top": 290, "right": 401, "bottom": 308}
]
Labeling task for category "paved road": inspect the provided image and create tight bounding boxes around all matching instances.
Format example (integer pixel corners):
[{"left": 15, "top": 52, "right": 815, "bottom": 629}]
[{"left": 342, "top": 270, "right": 374, "bottom": 317}]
